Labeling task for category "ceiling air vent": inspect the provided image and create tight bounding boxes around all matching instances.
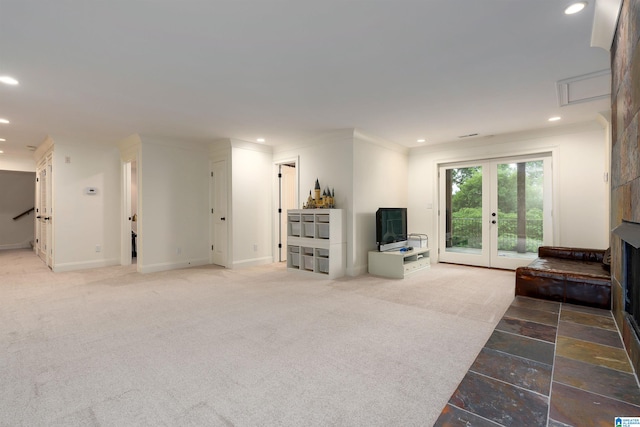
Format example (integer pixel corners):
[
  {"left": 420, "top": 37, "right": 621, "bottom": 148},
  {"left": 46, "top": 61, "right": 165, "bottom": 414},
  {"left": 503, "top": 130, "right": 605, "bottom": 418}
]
[
  {"left": 458, "top": 133, "right": 479, "bottom": 139},
  {"left": 557, "top": 69, "right": 611, "bottom": 107}
]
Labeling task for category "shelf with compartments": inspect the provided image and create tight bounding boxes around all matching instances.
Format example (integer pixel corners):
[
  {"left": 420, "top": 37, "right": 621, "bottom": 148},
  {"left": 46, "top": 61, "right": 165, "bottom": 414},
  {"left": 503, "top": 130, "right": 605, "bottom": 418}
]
[{"left": 286, "top": 209, "right": 345, "bottom": 279}]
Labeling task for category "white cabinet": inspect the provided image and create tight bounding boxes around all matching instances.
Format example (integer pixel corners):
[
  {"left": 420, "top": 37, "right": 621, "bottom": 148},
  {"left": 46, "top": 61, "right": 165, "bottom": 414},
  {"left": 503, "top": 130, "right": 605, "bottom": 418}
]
[
  {"left": 287, "top": 209, "right": 345, "bottom": 279},
  {"left": 368, "top": 247, "right": 430, "bottom": 279}
]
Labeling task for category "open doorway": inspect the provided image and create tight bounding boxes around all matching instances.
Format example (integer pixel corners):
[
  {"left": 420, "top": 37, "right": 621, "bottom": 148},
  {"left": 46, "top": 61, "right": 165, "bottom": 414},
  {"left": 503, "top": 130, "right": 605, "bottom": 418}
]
[
  {"left": 275, "top": 160, "right": 297, "bottom": 262},
  {"left": 130, "top": 161, "right": 138, "bottom": 263},
  {"left": 121, "top": 159, "right": 140, "bottom": 268}
]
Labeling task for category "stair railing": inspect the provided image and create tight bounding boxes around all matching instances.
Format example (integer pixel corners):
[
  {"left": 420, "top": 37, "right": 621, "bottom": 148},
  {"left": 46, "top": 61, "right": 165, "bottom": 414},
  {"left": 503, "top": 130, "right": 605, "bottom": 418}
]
[{"left": 12, "top": 207, "right": 35, "bottom": 221}]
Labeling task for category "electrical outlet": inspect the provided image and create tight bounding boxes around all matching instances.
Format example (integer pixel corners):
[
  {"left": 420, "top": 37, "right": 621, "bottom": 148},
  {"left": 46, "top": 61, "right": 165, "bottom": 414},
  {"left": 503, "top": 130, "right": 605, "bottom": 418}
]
[
  {"left": 253, "top": 244, "right": 258, "bottom": 252},
  {"left": 177, "top": 247, "right": 182, "bottom": 255},
  {"left": 95, "top": 245, "right": 101, "bottom": 253}
]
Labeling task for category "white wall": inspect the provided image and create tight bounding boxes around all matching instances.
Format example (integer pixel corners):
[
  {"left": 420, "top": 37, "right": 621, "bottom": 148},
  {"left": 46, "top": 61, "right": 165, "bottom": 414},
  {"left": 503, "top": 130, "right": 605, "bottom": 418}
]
[
  {"left": 273, "top": 130, "right": 355, "bottom": 270},
  {"left": 230, "top": 141, "right": 274, "bottom": 268},
  {"left": 52, "top": 142, "right": 121, "bottom": 271},
  {"left": 352, "top": 131, "right": 409, "bottom": 275},
  {"left": 408, "top": 121, "right": 610, "bottom": 259},
  {"left": 0, "top": 155, "right": 35, "bottom": 172},
  {"left": 0, "top": 170, "right": 35, "bottom": 249},
  {"left": 139, "top": 138, "right": 210, "bottom": 273}
]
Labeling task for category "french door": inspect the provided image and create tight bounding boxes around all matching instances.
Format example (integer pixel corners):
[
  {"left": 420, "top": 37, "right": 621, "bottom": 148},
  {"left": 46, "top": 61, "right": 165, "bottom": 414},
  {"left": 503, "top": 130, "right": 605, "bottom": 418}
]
[{"left": 438, "top": 154, "right": 552, "bottom": 269}]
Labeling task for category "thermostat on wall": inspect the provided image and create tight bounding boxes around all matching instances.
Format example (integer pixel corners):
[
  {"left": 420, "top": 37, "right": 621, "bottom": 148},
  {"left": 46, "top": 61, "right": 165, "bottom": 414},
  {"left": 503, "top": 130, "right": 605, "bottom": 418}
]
[{"left": 85, "top": 187, "right": 98, "bottom": 195}]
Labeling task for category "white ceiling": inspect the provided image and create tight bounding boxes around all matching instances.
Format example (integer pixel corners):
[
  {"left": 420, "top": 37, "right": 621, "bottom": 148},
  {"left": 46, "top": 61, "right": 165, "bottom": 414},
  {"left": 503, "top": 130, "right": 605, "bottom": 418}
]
[{"left": 0, "top": 1, "right": 611, "bottom": 160}]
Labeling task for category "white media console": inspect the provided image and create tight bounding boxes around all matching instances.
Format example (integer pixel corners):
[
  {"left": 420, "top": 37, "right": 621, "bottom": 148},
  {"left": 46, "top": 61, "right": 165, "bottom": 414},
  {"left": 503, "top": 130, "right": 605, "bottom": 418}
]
[{"left": 368, "top": 247, "right": 430, "bottom": 279}]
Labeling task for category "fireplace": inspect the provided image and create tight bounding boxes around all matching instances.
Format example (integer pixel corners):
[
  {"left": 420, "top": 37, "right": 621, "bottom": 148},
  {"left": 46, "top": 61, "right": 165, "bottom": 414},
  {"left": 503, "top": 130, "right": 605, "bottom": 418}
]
[
  {"left": 624, "top": 241, "right": 640, "bottom": 338},
  {"left": 614, "top": 221, "right": 640, "bottom": 342}
]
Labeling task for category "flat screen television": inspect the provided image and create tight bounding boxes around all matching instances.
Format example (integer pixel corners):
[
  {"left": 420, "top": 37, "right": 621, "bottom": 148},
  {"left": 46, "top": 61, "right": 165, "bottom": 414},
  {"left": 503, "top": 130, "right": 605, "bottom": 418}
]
[{"left": 376, "top": 208, "right": 408, "bottom": 251}]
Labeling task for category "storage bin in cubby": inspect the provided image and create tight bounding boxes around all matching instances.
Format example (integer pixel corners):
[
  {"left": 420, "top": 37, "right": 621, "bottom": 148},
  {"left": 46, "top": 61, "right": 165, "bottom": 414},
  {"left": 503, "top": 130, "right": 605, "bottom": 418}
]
[
  {"left": 316, "top": 248, "right": 329, "bottom": 258},
  {"left": 303, "top": 255, "right": 314, "bottom": 271},
  {"left": 317, "top": 257, "right": 329, "bottom": 274},
  {"left": 317, "top": 223, "right": 330, "bottom": 239},
  {"left": 289, "top": 253, "right": 300, "bottom": 267},
  {"left": 316, "top": 214, "right": 329, "bottom": 223},
  {"left": 290, "top": 222, "right": 301, "bottom": 236},
  {"left": 303, "top": 223, "right": 315, "bottom": 237},
  {"left": 288, "top": 214, "right": 300, "bottom": 222}
]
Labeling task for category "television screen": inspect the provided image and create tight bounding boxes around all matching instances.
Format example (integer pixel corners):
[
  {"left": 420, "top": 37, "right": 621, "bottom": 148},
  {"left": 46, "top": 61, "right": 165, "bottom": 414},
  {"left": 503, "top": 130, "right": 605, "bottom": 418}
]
[{"left": 376, "top": 208, "right": 407, "bottom": 251}]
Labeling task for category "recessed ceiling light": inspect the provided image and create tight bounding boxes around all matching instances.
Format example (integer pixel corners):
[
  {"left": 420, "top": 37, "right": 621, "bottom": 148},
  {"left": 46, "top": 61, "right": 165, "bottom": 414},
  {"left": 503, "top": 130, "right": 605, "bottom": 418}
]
[
  {"left": 257, "top": 138, "right": 265, "bottom": 143},
  {"left": 0, "top": 76, "right": 19, "bottom": 85},
  {"left": 417, "top": 139, "right": 426, "bottom": 143},
  {"left": 0, "top": 150, "right": 4, "bottom": 154},
  {"left": 0, "top": 138, "right": 5, "bottom": 141},
  {"left": 548, "top": 116, "right": 562, "bottom": 122},
  {"left": 565, "top": 2, "right": 587, "bottom": 14},
  {"left": 0, "top": 118, "right": 9, "bottom": 124}
]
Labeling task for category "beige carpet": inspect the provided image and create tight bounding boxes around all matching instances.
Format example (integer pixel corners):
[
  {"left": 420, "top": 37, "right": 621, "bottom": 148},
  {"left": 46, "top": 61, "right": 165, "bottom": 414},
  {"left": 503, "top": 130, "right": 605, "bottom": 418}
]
[{"left": 0, "top": 249, "right": 515, "bottom": 426}]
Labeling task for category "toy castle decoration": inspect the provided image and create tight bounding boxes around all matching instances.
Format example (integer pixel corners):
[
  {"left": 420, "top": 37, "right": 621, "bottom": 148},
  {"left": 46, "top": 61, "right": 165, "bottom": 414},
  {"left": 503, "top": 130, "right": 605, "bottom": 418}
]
[{"left": 303, "top": 178, "right": 335, "bottom": 209}]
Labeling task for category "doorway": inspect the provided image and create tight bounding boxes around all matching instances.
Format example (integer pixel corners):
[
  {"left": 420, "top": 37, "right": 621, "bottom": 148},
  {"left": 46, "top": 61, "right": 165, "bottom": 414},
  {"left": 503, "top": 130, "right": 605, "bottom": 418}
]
[
  {"left": 130, "top": 161, "right": 138, "bottom": 263},
  {"left": 438, "top": 154, "right": 552, "bottom": 269},
  {"left": 275, "top": 160, "right": 297, "bottom": 262},
  {"left": 121, "top": 159, "right": 139, "bottom": 267}
]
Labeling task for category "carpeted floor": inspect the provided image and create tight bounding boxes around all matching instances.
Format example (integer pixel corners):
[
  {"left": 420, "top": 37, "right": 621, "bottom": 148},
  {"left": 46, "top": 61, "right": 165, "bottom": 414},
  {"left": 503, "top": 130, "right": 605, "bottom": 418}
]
[{"left": 1, "top": 249, "right": 515, "bottom": 426}]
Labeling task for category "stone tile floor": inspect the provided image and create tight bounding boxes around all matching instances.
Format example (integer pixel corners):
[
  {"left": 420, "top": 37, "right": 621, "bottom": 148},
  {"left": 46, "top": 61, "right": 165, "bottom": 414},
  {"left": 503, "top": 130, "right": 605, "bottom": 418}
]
[{"left": 435, "top": 296, "right": 640, "bottom": 426}]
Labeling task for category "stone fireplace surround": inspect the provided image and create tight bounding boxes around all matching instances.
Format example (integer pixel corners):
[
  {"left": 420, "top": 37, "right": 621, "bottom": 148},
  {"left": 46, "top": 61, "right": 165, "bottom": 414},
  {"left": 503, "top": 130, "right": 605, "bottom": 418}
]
[{"left": 611, "top": 0, "right": 640, "bottom": 378}]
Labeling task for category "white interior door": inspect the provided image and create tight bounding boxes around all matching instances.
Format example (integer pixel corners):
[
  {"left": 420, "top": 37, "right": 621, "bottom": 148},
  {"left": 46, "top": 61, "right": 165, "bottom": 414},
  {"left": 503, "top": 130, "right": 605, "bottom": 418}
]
[
  {"left": 34, "top": 164, "right": 43, "bottom": 258},
  {"left": 211, "top": 159, "right": 228, "bottom": 267},
  {"left": 439, "top": 155, "right": 552, "bottom": 269},
  {"left": 278, "top": 163, "right": 297, "bottom": 262}
]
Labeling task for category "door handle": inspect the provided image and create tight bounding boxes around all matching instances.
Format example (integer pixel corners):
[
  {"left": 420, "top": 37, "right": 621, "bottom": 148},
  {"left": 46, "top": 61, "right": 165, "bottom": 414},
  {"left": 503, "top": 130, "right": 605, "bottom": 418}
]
[
  {"left": 491, "top": 220, "right": 496, "bottom": 224},
  {"left": 36, "top": 215, "right": 42, "bottom": 219},
  {"left": 221, "top": 217, "right": 226, "bottom": 221},
  {"left": 44, "top": 217, "right": 51, "bottom": 221}
]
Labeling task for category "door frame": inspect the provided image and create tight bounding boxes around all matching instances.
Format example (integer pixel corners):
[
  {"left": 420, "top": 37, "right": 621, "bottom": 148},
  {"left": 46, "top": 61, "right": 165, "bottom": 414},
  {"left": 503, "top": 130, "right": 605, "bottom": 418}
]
[
  {"left": 273, "top": 157, "right": 299, "bottom": 262},
  {"left": 436, "top": 150, "right": 557, "bottom": 269}
]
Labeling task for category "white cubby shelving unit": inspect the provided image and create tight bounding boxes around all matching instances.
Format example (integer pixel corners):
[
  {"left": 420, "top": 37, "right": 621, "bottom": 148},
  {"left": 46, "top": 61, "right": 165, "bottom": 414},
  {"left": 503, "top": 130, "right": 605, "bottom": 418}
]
[{"left": 287, "top": 209, "right": 345, "bottom": 279}]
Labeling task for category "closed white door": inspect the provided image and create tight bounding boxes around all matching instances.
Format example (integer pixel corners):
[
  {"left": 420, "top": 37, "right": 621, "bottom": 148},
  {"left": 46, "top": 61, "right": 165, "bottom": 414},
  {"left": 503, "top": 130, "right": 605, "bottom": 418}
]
[
  {"left": 279, "top": 163, "right": 297, "bottom": 262},
  {"left": 211, "top": 160, "right": 228, "bottom": 267}
]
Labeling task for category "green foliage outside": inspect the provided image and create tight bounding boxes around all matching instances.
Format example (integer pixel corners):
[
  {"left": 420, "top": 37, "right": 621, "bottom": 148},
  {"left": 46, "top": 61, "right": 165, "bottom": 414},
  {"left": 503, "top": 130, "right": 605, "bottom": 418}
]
[{"left": 449, "top": 162, "right": 544, "bottom": 252}]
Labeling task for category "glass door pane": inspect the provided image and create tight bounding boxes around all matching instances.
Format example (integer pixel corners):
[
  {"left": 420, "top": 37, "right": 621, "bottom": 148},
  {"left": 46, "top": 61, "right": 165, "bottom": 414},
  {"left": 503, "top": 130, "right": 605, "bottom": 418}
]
[
  {"left": 446, "top": 166, "right": 483, "bottom": 254},
  {"left": 490, "top": 158, "right": 551, "bottom": 270},
  {"left": 439, "top": 164, "right": 490, "bottom": 267}
]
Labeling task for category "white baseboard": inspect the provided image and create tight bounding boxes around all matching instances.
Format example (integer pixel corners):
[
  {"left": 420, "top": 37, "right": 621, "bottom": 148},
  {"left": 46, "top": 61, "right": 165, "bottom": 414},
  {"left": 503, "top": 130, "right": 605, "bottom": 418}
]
[
  {"left": 232, "top": 256, "right": 273, "bottom": 269},
  {"left": 53, "top": 258, "right": 120, "bottom": 273},
  {"left": 0, "top": 241, "right": 32, "bottom": 251},
  {"left": 139, "top": 258, "right": 209, "bottom": 274}
]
